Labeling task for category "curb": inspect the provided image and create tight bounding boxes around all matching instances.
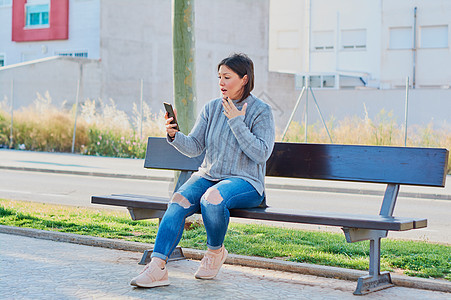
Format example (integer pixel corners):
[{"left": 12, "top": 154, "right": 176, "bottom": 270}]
[
  {"left": 0, "top": 165, "right": 173, "bottom": 182},
  {"left": 1, "top": 225, "right": 449, "bottom": 293},
  {"left": 1, "top": 165, "right": 450, "bottom": 201}
]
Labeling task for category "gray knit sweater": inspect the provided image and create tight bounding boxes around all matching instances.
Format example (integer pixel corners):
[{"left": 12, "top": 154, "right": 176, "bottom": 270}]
[{"left": 168, "top": 94, "right": 275, "bottom": 195}]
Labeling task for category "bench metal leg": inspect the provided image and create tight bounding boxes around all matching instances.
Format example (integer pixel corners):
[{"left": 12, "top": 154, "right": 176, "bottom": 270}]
[
  {"left": 342, "top": 228, "right": 393, "bottom": 295},
  {"left": 353, "top": 237, "right": 393, "bottom": 295},
  {"left": 138, "top": 246, "right": 185, "bottom": 265},
  {"left": 352, "top": 184, "right": 399, "bottom": 295}
]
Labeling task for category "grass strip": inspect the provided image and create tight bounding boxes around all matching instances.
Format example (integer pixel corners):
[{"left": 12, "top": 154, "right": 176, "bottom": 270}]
[{"left": 1, "top": 199, "right": 449, "bottom": 281}]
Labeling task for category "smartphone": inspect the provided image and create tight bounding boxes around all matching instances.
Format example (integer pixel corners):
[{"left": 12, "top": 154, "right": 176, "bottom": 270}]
[{"left": 163, "top": 102, "right": 179, "bottom": 131}]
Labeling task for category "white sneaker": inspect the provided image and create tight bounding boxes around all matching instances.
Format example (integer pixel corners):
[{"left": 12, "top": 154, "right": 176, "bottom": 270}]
[{"left": 130, "top": 260, "right": 170, "bottom": 288}]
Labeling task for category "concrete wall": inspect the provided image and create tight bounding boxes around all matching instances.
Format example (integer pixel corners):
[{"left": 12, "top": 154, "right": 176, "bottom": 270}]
[
  {"left": 98, "top": 0, "right": 173, "bottom": 115},
  {"left": 194, "top": 0, "right": 270, "bottom": 109},
  {"left": 98, "top": 0, "right": 270, "bottom": 118},
  {"left": 268, "top": 71, "right": 451, "bottom": 134},
  {"left": 0, "top": 57, "right": 101, "bottom": 110}
]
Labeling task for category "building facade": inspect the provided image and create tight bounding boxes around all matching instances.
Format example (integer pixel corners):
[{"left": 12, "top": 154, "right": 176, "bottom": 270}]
[
  {"left": 1, "top": 0, "right": 272, "bottom": 124},
  {"left": 269, "top": 0, "right": 451, "bottom": 89},
  {"left": 1, "top": 0, "right": 450, "bottom": 132},
  {"left": 1, "top": 0, "right": 100, "bottom": 64}
]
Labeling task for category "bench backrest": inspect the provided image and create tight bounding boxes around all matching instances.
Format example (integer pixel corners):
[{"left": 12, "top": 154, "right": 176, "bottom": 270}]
[{"left": 145, "top": 137, "right": 448, "bottom": 187}]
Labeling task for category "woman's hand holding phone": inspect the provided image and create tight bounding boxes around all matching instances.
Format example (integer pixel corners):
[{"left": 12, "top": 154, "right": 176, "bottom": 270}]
[{"left": 164, "top": 102, "right": 179, "bottom": 139}]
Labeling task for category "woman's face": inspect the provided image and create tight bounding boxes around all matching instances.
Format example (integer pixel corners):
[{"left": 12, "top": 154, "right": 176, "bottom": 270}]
[{"left": 218, "top": 65, "right": 248, "bottom": 100}]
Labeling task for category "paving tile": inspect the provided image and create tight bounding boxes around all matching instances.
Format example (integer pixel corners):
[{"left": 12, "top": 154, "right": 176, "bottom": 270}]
[{"left": 0, "top": 233, "right": 449, "bottom": 299}]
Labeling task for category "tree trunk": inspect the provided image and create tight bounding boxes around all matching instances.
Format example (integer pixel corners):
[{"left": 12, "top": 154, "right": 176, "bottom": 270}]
[
  {"left": 173, "top": 0, "right": 196, "bottom": 134},
  {"left": 172, "top": 2, "right": 199, "bottom": 229}
]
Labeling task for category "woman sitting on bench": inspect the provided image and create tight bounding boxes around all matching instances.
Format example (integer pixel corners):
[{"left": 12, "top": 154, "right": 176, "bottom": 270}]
[{"left": 130, "top": 53, "right": 276, "bottom": 288}]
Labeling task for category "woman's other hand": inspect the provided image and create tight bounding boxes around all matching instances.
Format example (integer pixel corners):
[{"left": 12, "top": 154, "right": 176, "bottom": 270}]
[
  {"left": 164, "top": 109, "right": 179, "bottom": 138},
  {"left": 222, "top": 97, "right": 247, "bottom": 119}
]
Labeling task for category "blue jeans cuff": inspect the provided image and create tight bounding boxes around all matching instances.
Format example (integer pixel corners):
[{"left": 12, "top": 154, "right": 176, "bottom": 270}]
[
  {"left": 207, "top": 243, "right": 223, "bottom": 250},
  {"left": 150, "top": 251, "right": 168, "bottom": 262}
]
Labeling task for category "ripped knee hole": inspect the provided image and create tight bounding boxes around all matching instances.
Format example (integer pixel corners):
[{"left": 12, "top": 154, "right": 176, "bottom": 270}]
[
  {"left": 204, "top": 188, "right": 223, "bottom": 205},
  {"left": 170, "top": 193, "right": 191, "bottom": 209}
]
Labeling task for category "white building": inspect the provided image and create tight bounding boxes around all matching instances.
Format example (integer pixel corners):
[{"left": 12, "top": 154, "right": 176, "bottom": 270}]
[
  {"left": 1, "top": 0, "right": 450, "bottom": 131},
  {"left": 269, "top": 0, "right": 451, "bottom": 89}
]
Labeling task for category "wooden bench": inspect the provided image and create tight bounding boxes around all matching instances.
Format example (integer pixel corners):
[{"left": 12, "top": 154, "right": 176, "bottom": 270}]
[{"left": 92, "top": 137, "right": 448, "bottom": 295}]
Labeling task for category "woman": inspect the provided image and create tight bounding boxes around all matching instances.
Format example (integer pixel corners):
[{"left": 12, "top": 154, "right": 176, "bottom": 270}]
[{"left": 130, "top": 53, "right": 275, "bottom": 288}]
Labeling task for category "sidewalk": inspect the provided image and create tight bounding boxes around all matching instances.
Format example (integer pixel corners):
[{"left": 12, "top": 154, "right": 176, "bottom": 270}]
[
  {"left": 1, "top": 230, "right": 450, "bottom": 299},
  {"left": 1, "top": 149, "right": 450, "bottom": 200}
]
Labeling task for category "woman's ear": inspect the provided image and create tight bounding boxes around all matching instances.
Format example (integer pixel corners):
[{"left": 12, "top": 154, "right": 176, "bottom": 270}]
[{"left": 242, "top": 74, "right": 249, "bottom": 85}]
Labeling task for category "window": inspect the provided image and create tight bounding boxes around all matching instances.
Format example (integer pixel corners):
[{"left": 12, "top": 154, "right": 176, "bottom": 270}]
[
  {"left": 25, "top": 1, "right": 50, "bottom": 27},
  {"left": 339, "top": 76, "right": 364, "bottom": 89},
  {"left": 309, "top": 76, "right": 322, "bottom": 88},
  {"left": 312, "top": 31, "right": 334, "bottom": 51},
  {"left": 322, "top": 75, "right": 335, "bottom": 88},
  {"left": 421, "top": 25, "right": 448, "bottom": 48},
  {"left": 55, "top": 51, "right": 88, "bottom": 58},
  {"left": 0, "top": 0, "right": 12, "bottom": 7},
  {"left": 74, "top": 52, "right": 88, "bottom": 58},
  {"left": 389, "top": 27, "right": 412, "bottom": 49},
  {"left": 341, "top": 29, "right": 366, "bottom": 50},
  {"left": 295, "top": 73, "right": 367, "bottom": 89},
  {"left": 309, "top": 75, "right": 335, "bottom": 88},
  {"left": 21, "top": 51, "right": 38, "bottom": 62},
  {"left": 295, "top": 74, "right": 336, "bottom": 89},
  {"left": 0, "top": 54, "right": 4, "bottom": 67}
]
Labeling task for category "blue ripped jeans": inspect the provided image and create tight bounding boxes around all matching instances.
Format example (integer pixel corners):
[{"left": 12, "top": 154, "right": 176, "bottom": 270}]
[{"left": 151, "top": 175, "right": 264, "bottom": 262}]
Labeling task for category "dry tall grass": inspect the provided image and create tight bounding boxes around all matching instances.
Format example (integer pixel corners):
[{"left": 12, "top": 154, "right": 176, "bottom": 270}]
[
  {"left": 281, "top": 109, "right": 450, "bottom": 173},
  {"left": 79, "top": 98, "right": 165, "bottom": 139},
  {"left": 0, "top": 93, "right": 165, "bottom": 156},
  {"left": 282, "top": 109, "right": 450, "bottom": 148},
  {"left": 0, "top": 97, "right": 10, "bottom": 146},
  {"left": 79, "top": 98, "right": 165, "bottom": 157},
  {"left": 0, "top": 93, "right": 449, "bottom": 172},
  {"left": 1, "top": 92, "right": 89, "bottom": 152}
]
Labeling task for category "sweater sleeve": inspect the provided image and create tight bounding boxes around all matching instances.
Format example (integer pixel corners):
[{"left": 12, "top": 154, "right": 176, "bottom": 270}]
[
  {"left": 168, "top": 104, "right": 208, "bottom": 158},
  {"left": 227, "top": 104, "right": 275, "bottom": 164}
]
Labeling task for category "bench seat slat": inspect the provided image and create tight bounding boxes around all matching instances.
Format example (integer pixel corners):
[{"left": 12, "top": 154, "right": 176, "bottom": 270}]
[
  {"left": 230, "top": 207, "right": 426, "bottom": 231},
  {"left": 92, "top": 194, "right": 169, "bottom": 210},
  {"left": 91, "top": 194, "right": 426, "bottom": 231}
]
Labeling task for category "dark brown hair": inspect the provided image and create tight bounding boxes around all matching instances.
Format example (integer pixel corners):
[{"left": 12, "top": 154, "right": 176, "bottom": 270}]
[{"left": 218, "top": 53, "right": 254, "bottom": 102}]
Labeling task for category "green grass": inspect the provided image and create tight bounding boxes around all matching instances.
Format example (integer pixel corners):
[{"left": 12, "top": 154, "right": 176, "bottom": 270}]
[{"left": 1, "top": 199, "right": 450, "bottom": 281}]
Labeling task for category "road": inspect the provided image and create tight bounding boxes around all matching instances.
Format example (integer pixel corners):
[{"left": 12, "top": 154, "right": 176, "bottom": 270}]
[{"left": 1, "top": 169, "right": 450, "bottom": 244}]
